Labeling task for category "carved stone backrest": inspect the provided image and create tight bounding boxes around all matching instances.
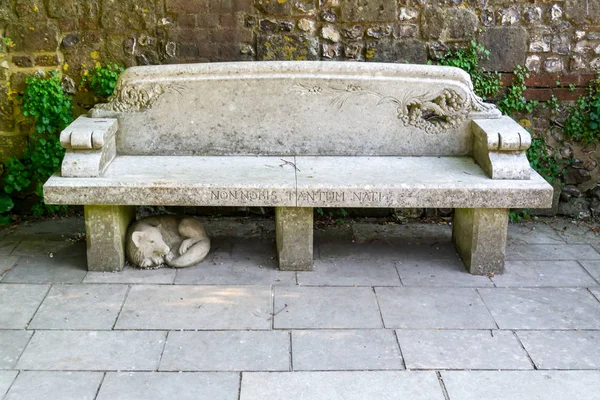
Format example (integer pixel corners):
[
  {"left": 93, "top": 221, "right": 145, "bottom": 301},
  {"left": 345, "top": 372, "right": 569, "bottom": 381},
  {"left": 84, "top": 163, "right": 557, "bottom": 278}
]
[{"left": 91, "top": 61, "right": 501, "bottom": 157}]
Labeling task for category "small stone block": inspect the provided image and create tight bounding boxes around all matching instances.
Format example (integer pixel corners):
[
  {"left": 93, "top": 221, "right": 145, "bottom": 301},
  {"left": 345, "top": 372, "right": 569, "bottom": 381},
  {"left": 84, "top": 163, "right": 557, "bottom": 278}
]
[
  {"left": 276, "top": 207, "right": 314, "bottom": 271},
  {"left": 84, "top": 205, "right": 135, "bottom": 272},
  {"left": 0, "top": 284, "right": 49, "bottom": 329},
  {"left": 97, "top": 372, "right": 239, "bottom": 400},
  {"left": 160, "top": 331, "right": 290, "bottom": 371},
  {"left": 4, "top": 372, "right": 103, "bottom": 400},
  {"left": 0, "top": 330, "right": 33, "bottom": 369},
  {"left": 452, "top": 208, "right": 509, "bottom": 275}
]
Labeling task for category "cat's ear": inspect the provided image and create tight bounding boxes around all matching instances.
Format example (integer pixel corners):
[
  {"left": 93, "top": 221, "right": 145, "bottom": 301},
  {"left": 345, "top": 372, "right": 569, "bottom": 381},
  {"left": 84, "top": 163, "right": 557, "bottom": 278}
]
[
  {"left": 132, "top": 231, "right": 145, "bottom": 247},
  {"left": 156, "top": 223, "right": 162, "bottom": 230}
]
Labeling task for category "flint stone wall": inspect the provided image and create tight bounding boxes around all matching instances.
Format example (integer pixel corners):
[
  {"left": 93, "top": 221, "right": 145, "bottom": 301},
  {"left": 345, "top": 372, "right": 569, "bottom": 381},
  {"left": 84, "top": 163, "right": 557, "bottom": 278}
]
[{"left": 0, "top": 0, "right": 599, "bottom": 215}]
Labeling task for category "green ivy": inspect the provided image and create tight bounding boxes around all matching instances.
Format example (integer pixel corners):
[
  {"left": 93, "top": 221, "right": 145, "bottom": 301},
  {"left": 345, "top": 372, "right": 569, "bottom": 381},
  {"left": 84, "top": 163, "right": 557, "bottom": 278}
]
[
  {"left": 436, "top": 40, "right": 501, "bottom": 101},
  {"left": 0, "top": 192, "right": 13, "bottom": 225},
  {"left": 526, "top": 137, "right": 563, "bottom": 184},
  {"left": 3, "top": 71, "right": 73, "bottom": 216},
  {"left": 81, "top": 63, "right": 124, "bottom": 98},
  {"left": 497, "top": 65, "right": 538, "bottom": 115},
  {"left": 563, "top": 75, "right": 600, "bottom": 145}
]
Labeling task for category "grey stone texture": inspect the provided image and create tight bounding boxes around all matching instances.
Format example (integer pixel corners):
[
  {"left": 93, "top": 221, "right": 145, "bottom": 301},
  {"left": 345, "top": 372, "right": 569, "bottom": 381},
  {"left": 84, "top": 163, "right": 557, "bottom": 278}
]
[
  {"left": 442, "top": 371, "right": 600, "bottom": 400},
  {"left": 17, "top": 331, "right": 166, "bottom": 371},
  {"left": 517, "top": 330, "right": 600, "bottom": 370},
  {"left": 506, "top": 244, "right": 600, "bottom": 261},
  {"left": 0, "top": 284, "right": 49, "bottom": 329},
  {"left": 0, "top": 330, "right": 33, "bottom": 369},
  {"left": 4, "top": 372, "right": 103, "bottom": 400},
  {"left": 298, "top": 259, "right": 400, "bottom": 287},
  {"left": 28, "top": 284, "right": 128, "bottom": 329},
  {"left": 480, "top": 27, "right": 528, "bottom": 72},
  {"left": 396, "top": 259, "right": 494, "bottom": 287},
  {"left": 276, "top": 207, "right": 313, "bottom": 271},
  {"left": 1, "top": 253, "right": 87, "bottom": 284},
  {"left": 491, "top": 260, "right": 598, "bottom": 287},
  {"left": 581, "top": 261, "right": 600, "bottom": 283},
  {"left": 160, "top": 331, "right": 290, "bottom": 371},
  {"left": 97, "top": 372, "right": 240, "bottom": 400},
  {"left": 240, "top": 371, "right": 445, "bottom": 400},
  {"left": 452, "top": 208, "right": 509, "bottom": 275},
  {"left": 397, "top": 330, "right": 532, "bottom": 370},
  {"left": 84, "top": 266, "right": 177, "bottom": 284},
  {"left": 478, "top": 288, "right": 600, "bottom": 329},
  {"left": 115, "top": 285, "right": 272, "bottom": 330},
  {"left": 274, "top": 286, "right": 382, "bottom": 329},
  {"left": 0, "top": 372, "right": 17, "bottom": 399},
  {"left": 84, "top": 205, "right": 135, "bottom": 272},
  {"left": 376, "top": 287, "right": 497, "bottom": 329},
  {"left": 292, "top": 330, "right": 403, "bottom": 371}
]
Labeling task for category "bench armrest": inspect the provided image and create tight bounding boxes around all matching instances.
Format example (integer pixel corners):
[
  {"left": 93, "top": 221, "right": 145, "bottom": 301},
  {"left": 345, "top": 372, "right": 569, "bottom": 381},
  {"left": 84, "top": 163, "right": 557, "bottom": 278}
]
[
  {"left": 59, "top": 116, "right": 118, "bottom": 177},
  {"left": 472, "top": 116, "right": 531, "bottom": 180}
]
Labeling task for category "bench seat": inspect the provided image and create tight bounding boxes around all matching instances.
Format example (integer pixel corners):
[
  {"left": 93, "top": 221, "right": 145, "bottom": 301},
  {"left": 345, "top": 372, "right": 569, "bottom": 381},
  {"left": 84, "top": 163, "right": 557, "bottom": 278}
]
[{"left": 45, "top": 155, "right": 552, "bottom": 209}]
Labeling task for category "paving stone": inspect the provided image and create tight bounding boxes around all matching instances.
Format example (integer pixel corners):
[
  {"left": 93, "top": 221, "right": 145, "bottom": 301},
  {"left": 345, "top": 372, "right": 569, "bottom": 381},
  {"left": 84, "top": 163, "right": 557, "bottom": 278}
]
[
  {"left": 97, "top": 372, "right": 239, "bottom": 400},
  {"left": 17, "top": 331, "right": 166, "bottom": 371},
  {"left": 580, "top": 261, "right": 600, "bottom": 283},
  {"left": 0, "top": 284, "right": 49, "bottom": 329},
  {"left": 0, "top": 330, "right": 33, "bottom": 369},
  {"left": 478, "top": 288, "right": 600, "bottom": 329},
  {"left": 240, "top": 371, "right": 445, "bottom": 400},
  {"left": 506, "top": 244, "right": 600, "bottom": 261},
  {"left": 83, "top": 266, "right": 176, "bottom": 284},
  {"left": 507, "top": 223, "right": 565, "bottom": 245},
  {"left": 28, "top": 284, "right": 128, "bottom": 330},
  {"left": 115, "top": 285, "right": 272, "bottom": 330},
  {"left": 160, "top": 331, "right": 290, "bottom": 371},
  {"left": 517, "top": 330, "right": 600, "bottom": 369},
  {"left": 319, "top": 240, "right": 458, "bottom": 262},
  {"left": 292, "top": 330, "right": 403, "bottom": 371},
  {"left": 8, "top": 217, "right": 85, "bottom": 241},
  {"left": 491, "top": 261, "right": 598, "bottom": 287},
  {"left": 4, "top": 371, "right": 103, "bottom": 400},
  {"left": 376, "top": 287, "right": 496, "bottom": 329},
  {"left": 352, "top": 223, "right": 451, "bottom": 243},
  {"left": 297, "top": 259, "right": 400, "bottom": 287},
  {"left": 550, "top": 220, "right": 600, "bottom": 244},
  {"left": 396, "top": 259, "right": 494, "bottom": 287},
  {"left": 273, "top": 287, "right": 382, "bottom": 329},
  {"left": 0, "top": 371, "right": 17, "bottom": 398},
  {"left": 441, "top": 371, "right": 600, "bottom": 400},
  {"left": 175, "top": 259, "right": 295, "bottom": 285},
  {"left": 591, "top": 287, "right": 600, "bottom": 301},
  {"left": 10, "top": 240, "right": 74, "bottom": 257},
  {"left": 396, "top": 330, "right": 532, "bottom": 370},
  {"left": 1, "top": 253, "right": 87, "bottom": 284},
  {"left": 0, "top": 240, "right": 19, "bottom": 256},
  {"left": 0, "top": 256, "right": 18, "bottom": 280}
]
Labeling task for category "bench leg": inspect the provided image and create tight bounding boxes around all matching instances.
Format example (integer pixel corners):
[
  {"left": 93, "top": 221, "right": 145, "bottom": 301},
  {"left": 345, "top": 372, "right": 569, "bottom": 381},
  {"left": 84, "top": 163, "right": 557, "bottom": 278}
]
[
  {"left": 275, "top": 207, "right": 313, "bottom": 271},
  {"left": 84, "top": 205, "right": 135, "bottom": 272},
  {"left": 452, "top": 208, "right": 508, "bottom": 275}
]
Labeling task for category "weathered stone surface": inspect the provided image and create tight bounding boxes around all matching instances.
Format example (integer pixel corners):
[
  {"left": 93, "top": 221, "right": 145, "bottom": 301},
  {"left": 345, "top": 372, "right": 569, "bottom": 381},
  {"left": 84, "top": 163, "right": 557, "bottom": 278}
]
[
  {"left": 478, "top": 288, "right": 600, "bottom": 329},
  {"left": 0, "top": 330, "right": 33, "bottom": 369},
  {"left": 297, "top": 258, "right": 400, "bottom": 286},
  {"left": 0, "top": 284, "right": 49, "bottom": 329},
  {"left": 0, "top": 372, "right": 17, "bottom": 400},
  {"left": 492, "top": 260, "right": 598, "bottom": 287},
  {"left": 506, "top": 244, "right": 600, "bottom": 260},
  {"left": 396, "top": 258, "right": 495, "bottom": 287},
  {"left": 452, "top": 208, "right": 509, "bottom": 275},
  {"left": 422, "top": 7, "right": 478, "bottom": 40},
  {"left": 115, "top": 285, "right": 272, "bottom": 330},
  {"left": 365, "top": 38, "right": 426, "bottom": 63},
  {"left": 98, "top": 372, "right": 239, "bottom": 400},
  {"left": 276, "top": 207, "right": 313, "bottom": 271},
  {"left": 376, "top": 287, "right": 496, "bottom": 329},
  {"left": 241, "top": 372, "right": 445, "bottom": 400},
  {"left": 481, "top": 27, "right": 528, "bottom": 72},
  {"left": 257, "top": 34, "right": 318, "bottom": 60},
  {"left": 17, "top": 330, "right": 166, "bottom": 370},
  {"left": 101, "top": 0, "right": 157, "bottom": 30},
  {"left": 273, "top": 286, "right": 382, "bottom": 329},
  {"left": 517, "top": 331, "right": 600, "bottom": 369},
  {"left": 28, "top": 284, "right": 128, "bottom": 329},
  {"left": 160, "top": 331, "right": 290, "bottom": 371},
  {"left": 292, "top": 330, "right": 403, "bottom": 371},
  {"left": 341, "top": 0, "right": 398, "bottom": 22},
  {"left": 6, "top": 22, "right": 60, "bottom": 52},
  {"left": 84, "top": 205, "right": 135, "bottom": 272},
  {"left": 4, "top": 372, "right": 103, "bottom": 400},
  {"left": 397, "top": 330, "right": 532, "bottom": 370}
]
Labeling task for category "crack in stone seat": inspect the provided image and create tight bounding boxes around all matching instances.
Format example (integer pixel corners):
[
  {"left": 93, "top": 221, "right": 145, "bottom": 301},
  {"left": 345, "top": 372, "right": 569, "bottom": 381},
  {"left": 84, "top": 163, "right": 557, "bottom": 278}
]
[{"left": 43, "top": 61, "right": 554, "bottom": 274}]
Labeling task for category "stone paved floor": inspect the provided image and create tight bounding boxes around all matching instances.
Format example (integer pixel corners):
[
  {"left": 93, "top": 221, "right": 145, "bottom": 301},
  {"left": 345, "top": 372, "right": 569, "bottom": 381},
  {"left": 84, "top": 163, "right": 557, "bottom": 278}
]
[{"left": 1, "top": 216, "right": 600, "bottom": 400}]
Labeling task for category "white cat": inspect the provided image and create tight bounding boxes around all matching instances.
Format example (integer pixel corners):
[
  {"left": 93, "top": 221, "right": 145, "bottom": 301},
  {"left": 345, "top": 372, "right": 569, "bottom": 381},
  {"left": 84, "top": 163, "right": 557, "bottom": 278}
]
[{"left": 126, "top": 215, "right": 210, "bottom": 268}]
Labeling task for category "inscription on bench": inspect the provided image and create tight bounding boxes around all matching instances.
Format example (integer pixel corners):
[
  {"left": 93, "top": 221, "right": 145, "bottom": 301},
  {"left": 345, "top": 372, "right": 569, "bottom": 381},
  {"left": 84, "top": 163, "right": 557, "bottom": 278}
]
[
  {"left": 211, "top": 190, "right": 279, "bottom": 201},
  {"left": 209, "top": 189, "right": 387, "bottom": 205}
]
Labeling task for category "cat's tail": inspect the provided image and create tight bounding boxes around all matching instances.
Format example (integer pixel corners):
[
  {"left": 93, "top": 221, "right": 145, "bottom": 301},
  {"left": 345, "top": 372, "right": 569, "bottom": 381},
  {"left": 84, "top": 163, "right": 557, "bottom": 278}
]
[{"left": 167, "top": 239, "right": 211, "bottom": 268}]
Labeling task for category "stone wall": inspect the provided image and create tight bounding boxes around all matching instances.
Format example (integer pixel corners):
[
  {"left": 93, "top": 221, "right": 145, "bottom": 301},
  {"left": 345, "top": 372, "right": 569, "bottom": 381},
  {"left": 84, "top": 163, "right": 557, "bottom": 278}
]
[{"left": 0, "top": 0, "right": 599, "bottom": 216}]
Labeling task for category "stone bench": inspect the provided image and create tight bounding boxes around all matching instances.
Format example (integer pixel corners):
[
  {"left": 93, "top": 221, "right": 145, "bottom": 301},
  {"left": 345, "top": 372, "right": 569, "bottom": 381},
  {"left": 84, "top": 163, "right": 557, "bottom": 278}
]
[{"left": 44, "top": 61, "right": 553, "bottom": 275}]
